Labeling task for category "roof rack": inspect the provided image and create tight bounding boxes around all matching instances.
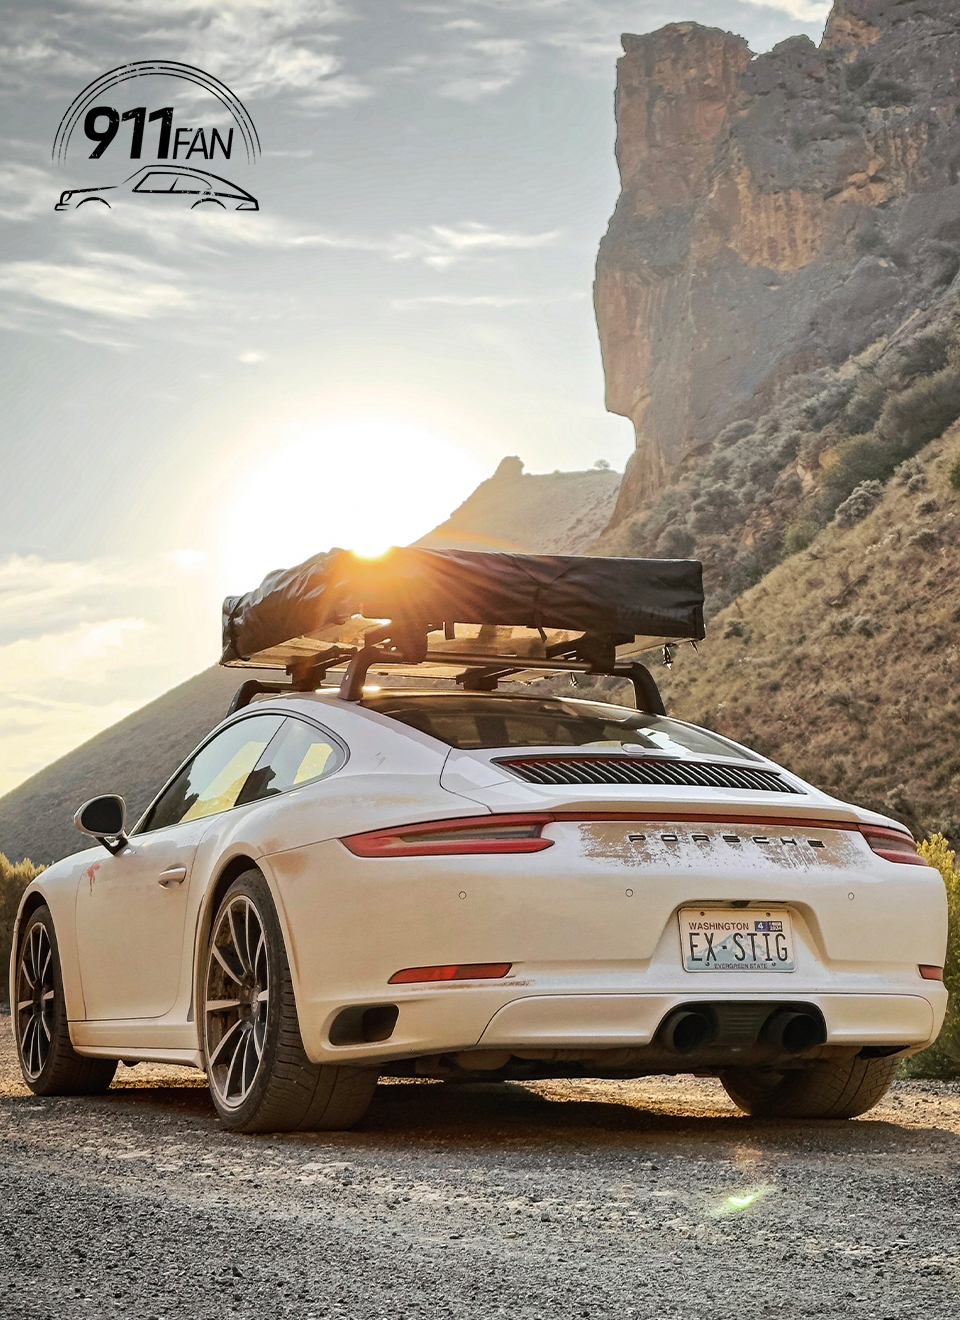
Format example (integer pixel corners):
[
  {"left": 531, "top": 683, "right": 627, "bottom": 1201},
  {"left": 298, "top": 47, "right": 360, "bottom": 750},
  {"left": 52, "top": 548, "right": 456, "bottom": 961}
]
[{"left": 221, "top": 547, "right": 704, "bottom": 717}]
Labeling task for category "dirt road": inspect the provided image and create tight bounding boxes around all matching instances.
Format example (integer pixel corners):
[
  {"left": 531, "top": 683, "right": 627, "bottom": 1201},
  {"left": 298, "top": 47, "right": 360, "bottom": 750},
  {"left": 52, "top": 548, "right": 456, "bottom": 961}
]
[{"left": 1, "top": 1016, "right": 958, "bottom": 1319}]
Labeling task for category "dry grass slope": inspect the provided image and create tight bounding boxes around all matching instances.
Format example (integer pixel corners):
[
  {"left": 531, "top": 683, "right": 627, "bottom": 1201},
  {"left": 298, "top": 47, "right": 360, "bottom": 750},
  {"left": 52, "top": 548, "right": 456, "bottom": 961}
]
[{"left": 657, "top": 425, "right": 960, "bottom": 840}]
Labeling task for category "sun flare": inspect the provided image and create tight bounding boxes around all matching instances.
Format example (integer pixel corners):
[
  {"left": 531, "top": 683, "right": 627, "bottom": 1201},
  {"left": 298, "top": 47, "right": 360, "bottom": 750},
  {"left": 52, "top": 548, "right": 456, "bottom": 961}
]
[{"left": 219, "top": 420, "right": 485, "bottom": 592}]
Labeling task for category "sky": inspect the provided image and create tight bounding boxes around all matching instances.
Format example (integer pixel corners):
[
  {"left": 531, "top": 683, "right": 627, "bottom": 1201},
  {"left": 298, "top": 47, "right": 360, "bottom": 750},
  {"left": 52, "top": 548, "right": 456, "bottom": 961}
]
[{"left": 0, "top": 0, "right": 830, "bottom": 799}]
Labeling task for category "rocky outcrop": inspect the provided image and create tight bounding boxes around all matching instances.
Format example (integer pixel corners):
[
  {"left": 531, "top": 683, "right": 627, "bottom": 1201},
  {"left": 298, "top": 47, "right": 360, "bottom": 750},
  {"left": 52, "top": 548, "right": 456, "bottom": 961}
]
[
  {"left": 596, "top": 0, "right": 960, "bottom": 524},
  {"left": 416, "top": 457, "right": 621, "bottom": 555}
]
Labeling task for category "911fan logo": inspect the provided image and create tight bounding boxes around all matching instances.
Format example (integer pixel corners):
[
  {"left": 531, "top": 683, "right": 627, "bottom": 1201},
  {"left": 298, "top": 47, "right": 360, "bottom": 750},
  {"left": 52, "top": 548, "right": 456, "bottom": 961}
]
[{"left": 52, "top": 60, "right": 261, "bottom": 213}]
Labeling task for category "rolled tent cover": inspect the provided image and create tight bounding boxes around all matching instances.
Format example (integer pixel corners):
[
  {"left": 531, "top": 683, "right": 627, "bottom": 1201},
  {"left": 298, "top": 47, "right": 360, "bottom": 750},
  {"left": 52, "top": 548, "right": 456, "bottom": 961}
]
[{"left": 221, "top": 547, "right": 705, "bottom": 666}]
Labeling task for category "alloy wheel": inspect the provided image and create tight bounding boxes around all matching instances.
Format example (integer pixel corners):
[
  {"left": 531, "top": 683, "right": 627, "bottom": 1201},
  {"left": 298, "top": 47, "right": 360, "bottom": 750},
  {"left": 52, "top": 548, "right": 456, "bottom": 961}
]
[
  {"left": 16, "top": 922, "right": 55, "bottom": 1081},
  {"left": 204, "top": 896, "right": 270, "bottom": 1109}
]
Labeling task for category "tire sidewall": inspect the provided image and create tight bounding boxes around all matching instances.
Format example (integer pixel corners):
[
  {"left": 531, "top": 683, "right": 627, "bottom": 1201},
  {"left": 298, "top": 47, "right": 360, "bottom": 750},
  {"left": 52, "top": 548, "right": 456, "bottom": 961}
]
[
  {"left": 202, "top": 871, "right": 288, "bottom": 1128},
  {"left": 15, "top": 906, "right": 67, "bottom": 1093}
]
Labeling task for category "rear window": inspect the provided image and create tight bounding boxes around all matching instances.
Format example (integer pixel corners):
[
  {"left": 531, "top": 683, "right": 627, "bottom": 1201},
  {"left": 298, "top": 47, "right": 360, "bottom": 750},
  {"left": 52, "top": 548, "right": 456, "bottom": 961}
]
[{"left": 368, "top": 695, "right": 758, "bottom": 761}]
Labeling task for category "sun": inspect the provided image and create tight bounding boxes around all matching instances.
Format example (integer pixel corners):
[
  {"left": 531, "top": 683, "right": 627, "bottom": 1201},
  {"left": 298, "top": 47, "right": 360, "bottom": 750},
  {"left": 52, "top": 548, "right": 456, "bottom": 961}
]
[{"left": 219, "top": 419, "right": 486, "bottom": 592}]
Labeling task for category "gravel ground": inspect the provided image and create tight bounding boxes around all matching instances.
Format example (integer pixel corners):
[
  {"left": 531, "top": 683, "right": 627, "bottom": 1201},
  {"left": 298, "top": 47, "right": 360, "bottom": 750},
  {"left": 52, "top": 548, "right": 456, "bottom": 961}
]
[{"left": 2, "top": 1015, "right": 959, "bottom": 1319}]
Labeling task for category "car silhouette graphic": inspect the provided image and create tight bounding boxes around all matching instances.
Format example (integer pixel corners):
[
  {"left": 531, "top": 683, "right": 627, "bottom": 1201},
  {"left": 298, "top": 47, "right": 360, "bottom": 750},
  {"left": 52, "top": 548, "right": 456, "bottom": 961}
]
[{"left": 55, "top": 166, "right": 258, "bottom": 211}]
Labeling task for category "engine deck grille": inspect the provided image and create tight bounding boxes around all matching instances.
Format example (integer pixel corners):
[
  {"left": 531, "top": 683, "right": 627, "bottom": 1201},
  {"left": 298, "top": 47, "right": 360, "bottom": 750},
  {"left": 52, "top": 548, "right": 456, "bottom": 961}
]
[{"left": 495, "top": 756, "right": 803, "bottom": 794}]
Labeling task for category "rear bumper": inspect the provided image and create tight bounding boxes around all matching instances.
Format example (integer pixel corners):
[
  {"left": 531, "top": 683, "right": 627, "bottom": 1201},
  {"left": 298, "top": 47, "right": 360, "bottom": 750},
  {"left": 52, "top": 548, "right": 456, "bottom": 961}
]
[{"left": 293, "top": 982, "right": 947, "bottom": 1065}]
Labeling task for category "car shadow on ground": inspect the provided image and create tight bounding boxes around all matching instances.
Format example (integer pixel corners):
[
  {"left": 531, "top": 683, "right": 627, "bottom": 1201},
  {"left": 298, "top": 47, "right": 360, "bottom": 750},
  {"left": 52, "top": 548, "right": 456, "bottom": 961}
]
[{"left": 20, "top": 1072, "right": 960, "bottom": 1158}]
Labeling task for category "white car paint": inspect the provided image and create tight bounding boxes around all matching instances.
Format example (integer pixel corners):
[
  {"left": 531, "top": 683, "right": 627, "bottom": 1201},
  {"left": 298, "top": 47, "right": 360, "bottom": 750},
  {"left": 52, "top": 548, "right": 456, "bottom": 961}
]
[{"left": 11, "top": 690, "right": 949, "bottom": 1073}]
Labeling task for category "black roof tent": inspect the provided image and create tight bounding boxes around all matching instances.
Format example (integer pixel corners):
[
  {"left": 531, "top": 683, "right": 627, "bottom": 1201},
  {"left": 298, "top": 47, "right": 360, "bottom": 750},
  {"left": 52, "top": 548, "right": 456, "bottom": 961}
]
[{"left": 220, "top": 547, "right": 704, "bottom": 713}]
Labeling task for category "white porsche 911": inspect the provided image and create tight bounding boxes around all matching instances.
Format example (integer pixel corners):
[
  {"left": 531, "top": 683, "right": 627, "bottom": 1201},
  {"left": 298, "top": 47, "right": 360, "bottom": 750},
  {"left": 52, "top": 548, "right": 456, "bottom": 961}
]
[{"left": 11, "top": 549, "right": 948, "bottom": 1132}]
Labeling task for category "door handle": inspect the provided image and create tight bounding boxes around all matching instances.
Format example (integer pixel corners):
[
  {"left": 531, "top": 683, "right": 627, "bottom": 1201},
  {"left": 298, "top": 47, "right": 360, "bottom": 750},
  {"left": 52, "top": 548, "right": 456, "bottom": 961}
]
[{"left": 158, "top": 865, "right": 187, "bottom": 887}]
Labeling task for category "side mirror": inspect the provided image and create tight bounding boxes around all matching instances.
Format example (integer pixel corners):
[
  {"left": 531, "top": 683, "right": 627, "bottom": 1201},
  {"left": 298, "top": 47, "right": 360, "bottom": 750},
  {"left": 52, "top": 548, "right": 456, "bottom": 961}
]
[{"left": 75, "top": 795, "right": 129, "bottom": 854}]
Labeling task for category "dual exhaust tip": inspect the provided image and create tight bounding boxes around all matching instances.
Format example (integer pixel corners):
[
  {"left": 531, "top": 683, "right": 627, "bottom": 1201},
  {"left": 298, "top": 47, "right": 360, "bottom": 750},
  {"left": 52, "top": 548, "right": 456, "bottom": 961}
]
[{"left": 659, "top": 1007, "right": 825, "bottom": 1056}]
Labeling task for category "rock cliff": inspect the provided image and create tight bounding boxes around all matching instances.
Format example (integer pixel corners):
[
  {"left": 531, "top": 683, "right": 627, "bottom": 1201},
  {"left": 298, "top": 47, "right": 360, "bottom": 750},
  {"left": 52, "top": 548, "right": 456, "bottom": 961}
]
[{"left": 596, "top": 0, "right": 960, "bottom": 547}]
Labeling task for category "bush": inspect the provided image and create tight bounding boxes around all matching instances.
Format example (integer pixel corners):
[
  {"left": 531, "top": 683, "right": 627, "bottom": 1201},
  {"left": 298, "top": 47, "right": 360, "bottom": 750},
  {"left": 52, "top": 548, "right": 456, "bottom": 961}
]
[
  {"left": 715, "top": 420, "right": 755, "bottom": 448},
  {"left": 843, "top": 380, "right": 885, "bottom": 435},
  {"left": 0, "top": 854, "right": 44, "bottom": 1005},
  {"left": 900, "top": 835, "right": 960, "bottom": 1078},
  {"left": 879, "top": 367, "right": 960, "bottom": 454},
  {"left": 655, "top": 524, "right": 695, "bottom": 558},
  {"left": 834, "top": 479, "right": 884, "bottom": 528},
  {"left": 949, "top": 456, "right": 960, "bottom": 491},
  {"left": 804, "top": 380, "right": 855, "bottom": 432},
  {"left": 782, "top": 518, "right": 819, "bottom": 555},
  {"left": 895, "top": 332, "right": 951, "bottom": 383}
]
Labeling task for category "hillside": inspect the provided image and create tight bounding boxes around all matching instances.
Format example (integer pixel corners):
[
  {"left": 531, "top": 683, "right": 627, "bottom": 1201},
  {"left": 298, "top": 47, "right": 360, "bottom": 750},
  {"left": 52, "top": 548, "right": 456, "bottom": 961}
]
[
  {"left": 655, "top": 426, "right": 960, "bottom": 841},
  {"left": 594, "top": 0, "right": 960, "bottom": 610},
  {"left": 0, "top": 458, "right": 620, "bottom": 865},
  {"left": 415, "top": 457, "right": 620, "bottom": 554}
]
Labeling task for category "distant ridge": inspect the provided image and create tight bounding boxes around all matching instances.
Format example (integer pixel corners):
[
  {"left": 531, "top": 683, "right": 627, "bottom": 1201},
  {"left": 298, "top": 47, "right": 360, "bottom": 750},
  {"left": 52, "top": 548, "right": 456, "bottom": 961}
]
[
  {"left": 0, "top": 458, "right": 621, "bottom": 864},
  {"left": 416, "top": 457, "right": 621, "bottom": 554}
]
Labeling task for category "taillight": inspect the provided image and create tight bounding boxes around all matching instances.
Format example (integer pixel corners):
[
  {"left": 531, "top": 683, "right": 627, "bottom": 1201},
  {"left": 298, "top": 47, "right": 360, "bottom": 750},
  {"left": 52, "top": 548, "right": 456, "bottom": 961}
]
[
  {"left": 388, "top": 963, "right": 512, "bottom": 984},
  {"left": 341, "top": 814, "right": 554, "bottom": 857},
  {"left": 859, "top": 825, "right": 929, "bottom": 866},
  {"left": 919, "top": 965, "right": 944, "bottom": 981}
]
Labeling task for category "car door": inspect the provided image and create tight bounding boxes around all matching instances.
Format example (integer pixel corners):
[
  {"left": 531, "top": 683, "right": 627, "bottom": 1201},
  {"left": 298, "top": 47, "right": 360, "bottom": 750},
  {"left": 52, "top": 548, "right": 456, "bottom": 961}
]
[{"left": 73, "top": 713, "right": 284, "bottom": 1020}]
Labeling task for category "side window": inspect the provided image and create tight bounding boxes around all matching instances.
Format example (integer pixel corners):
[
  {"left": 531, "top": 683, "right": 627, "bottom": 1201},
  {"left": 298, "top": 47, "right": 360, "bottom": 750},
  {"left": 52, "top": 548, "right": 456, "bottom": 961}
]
[
  {"left": 133, "top": 172, "right": 177, "bottom": 192},
  {"left": 237, "top": 718, "right": 344, "bottom": 806},
  {"left": 172, "top": 175, "right": 209, "bottom": 193},
  {"left": 142, "top": 714, "right": 285, "bottom": 832}
]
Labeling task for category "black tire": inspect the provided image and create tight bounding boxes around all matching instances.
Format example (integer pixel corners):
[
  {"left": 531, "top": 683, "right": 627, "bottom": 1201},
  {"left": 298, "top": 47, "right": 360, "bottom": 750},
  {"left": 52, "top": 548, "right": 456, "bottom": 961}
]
[
  {"left": 720, "top": 1055, "right": 898, "bottom": 1119},
  {"left": 202, "top": 871, "right": 378, "bottom": 1133},
  {"left": 13, "top": 906, "right": 117, "bottom": 1096}
]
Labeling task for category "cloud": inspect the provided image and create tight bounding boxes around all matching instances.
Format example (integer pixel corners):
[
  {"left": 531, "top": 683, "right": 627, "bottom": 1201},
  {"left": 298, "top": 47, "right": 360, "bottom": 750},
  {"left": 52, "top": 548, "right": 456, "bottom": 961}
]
[
  {"left": 65, "top": 0, "right": 371, "bottom": 110},
  {"left": 391, "top": 222, "right": 563, "bottom": 269},
  {"left": 62, "top": 204, "right": 562, "bottom": 274},
  {"left": 0, "top": 555, "right": 162, "bottom": 646},
  {"left": 0, "top": 163, "right": 56, "bottom": 222},
  {"left": 740, "top": 0, "right": 831, "bottom": 17},
  {"left": 394, "top": 33, "right": 531, "bottom": 101},
  {"left": 391, "top": 290, "right": 584, "bottom": 309},
  {"left": 0, "top": 250, "right": 192, "bottom": 321},
  {"left": 0, "top": 553, "right": 213, "bottom": 798}
]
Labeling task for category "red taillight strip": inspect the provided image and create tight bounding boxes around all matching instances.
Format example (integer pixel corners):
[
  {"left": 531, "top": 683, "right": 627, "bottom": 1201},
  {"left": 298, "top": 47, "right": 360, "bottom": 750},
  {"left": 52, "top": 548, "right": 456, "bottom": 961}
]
[
  {"left": 341, "top": 814, "right": 554, "bottom": 857},
  {"left": 341, "top": 811, "right": 924, "bottom": 859},
  {"left": 389, "top": 963, "right": 512, "bottom": 984},
  {"left": 919, "top": 965, "right": 944, "bottom": 981},
  {"left": 860, "top": 824, "right": 929, "bottom": 867}
]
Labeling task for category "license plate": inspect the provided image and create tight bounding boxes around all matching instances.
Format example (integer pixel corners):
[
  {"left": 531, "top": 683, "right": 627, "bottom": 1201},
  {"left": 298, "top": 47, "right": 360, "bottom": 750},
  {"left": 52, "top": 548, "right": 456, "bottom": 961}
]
[{"left": 679, "top": 908, "right": 796, "bottom": 972}]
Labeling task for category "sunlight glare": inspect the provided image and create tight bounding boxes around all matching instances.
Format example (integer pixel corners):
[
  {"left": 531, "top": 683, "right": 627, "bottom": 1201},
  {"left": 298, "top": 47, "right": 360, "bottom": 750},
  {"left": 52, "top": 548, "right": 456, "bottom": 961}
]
[{"left": 220, "top": 420, "right": 486, "bottom": 592}]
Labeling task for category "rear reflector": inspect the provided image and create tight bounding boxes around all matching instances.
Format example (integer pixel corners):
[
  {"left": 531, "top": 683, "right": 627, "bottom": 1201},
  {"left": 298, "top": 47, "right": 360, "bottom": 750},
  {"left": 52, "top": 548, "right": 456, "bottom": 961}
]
[
  {"left": 859, "top": 825, "right": 930, "bottom": 866},
  {"left": 388, "top": 963, "right": 512, "bottom": 985},
  {"left": 341, "top": 814, "right": 554, "bottom": 857},
  {"left": 919, "top": 965, "right": 944, "bottom": 981}
]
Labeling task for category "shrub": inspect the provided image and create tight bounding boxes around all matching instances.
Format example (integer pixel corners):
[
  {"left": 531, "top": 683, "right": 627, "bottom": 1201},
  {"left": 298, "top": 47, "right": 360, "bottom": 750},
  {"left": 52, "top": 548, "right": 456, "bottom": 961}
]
[
  {"left": 715, "top": 420, "right": 755, "bottom": 448},
  {"left": 655, "top": 524, "right": 695, "bottom": 558},
  {"left": 843, "top": 380, "right": 885, "bottom": 435},
  {"left": 879, "top": 367, "right": 960, "bottom": 455},
  {"left": 782, "top": 518, "right": 819, "bottom": 555},
  {"left": 949, "top": 456, "right": 960, "bottom": 491},
  {"left": 0, "top": 854, "right": 44, "bottom": 1004},
  {"left": 900, "top": 835, "right": 960, "bottom": 1078},
  {"left": 834, "top": 479, "right": 884, "bottom": 528},
  {"left": 804, "top": 380, "right": 855, "bottom": 431},
  {"left": 895, "top": 331, "right": 951, "bottom": 382}
]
